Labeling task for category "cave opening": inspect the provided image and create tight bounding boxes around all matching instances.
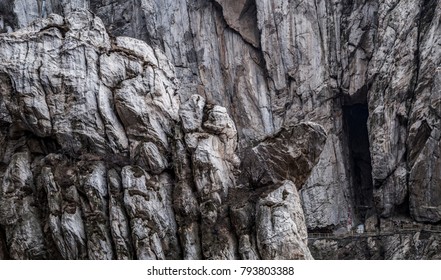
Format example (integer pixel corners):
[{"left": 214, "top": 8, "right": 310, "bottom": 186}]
[{"left": 343, "top": 103, "right": 374, "bottom": 222}]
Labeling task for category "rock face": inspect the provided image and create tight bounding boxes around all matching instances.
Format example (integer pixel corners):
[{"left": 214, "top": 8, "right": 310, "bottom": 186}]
[
  {"left": 0, "top": 9, "right": 324, "bottom": 259},
  {"left": 309, "top": 232, "right": 441, "bottom": 260},
  {"left": 0, "top": 0, "right": 441, "bottom": 260}
]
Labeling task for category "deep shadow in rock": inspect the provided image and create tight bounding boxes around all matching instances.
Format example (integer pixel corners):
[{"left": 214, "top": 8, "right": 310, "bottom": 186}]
[{"left": 343, "top": 103, "right": 374, "bottom": 222}]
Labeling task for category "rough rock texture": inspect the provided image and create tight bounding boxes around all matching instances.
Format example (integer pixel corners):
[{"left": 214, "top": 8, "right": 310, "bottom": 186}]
[
  {"left": 309, "top": 229, "right": 441, "bottom": 260},
  {"left": 0, "top": 9, "right": 325, "bottom": 259},
  {"left": 1, "top": 0, "right": 441, "bottom": 260},
  {"left": 308, "top": 219, "right": 441, "bottom": 261},
  {"left": 256, "top": 180, "right": 313, "bottom": 260}
]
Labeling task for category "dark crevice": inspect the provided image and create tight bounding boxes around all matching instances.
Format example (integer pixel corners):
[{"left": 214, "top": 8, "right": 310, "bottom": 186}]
[
  {"left": 395, "top": 193, "right": 411, "bottom": 217},
  {"left": 90, "top": 1, "right": 151, "bottom": 45},
  {"left": 239, "top": 0, "right": 256, "bottom": 19},
  {"left": 343, "top": 103, "right": 374, "bottom": 222},
  {"left": 0, "top": 1, "right": 18, "bottom": 33},
  {"left": 34, "top": 183, "right": 63, "bottom": 260},
  {"left": 0, "top": 225, "right": 9, "bottom": 259}
]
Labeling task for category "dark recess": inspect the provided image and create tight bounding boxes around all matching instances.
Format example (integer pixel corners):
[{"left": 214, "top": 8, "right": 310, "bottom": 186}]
[
  {"left": 0, "top": 225, "right": 9, "bottom": 259},
  {"left": 0, "top": 1, "right": 17, "bottom": 33},
  {"left": 343, "top": 103, "right": 374, "bottom": 222}
]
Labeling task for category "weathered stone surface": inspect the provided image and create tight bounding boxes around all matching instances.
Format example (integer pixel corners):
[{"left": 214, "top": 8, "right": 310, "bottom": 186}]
[
  {"left": 250, "top": 122, "right": 326, "bottom": 188},
  {"left": 0, "top": 9, "right": 320, "bottom": 260},
  {"left": 310, "top": 231, "right": 441, "bottom": 260},
  {"left": 121, "top": 166, "right": 179, "bottom": 259},
  {"left": 0, "top": 152, "right": 46, "bottom": 259},
  {"left": 1, "top": 0, "right": 441, "bottom": 260},
  {"left": 178, "top": 97, "right": 240, "bottom": 260},
  {"left": 213, "top": 0, "right": 260, "bottom": 48},
  {"left": 407, "top": 2, "right": 441, "bottom": 223},
  {"left": 257, "top": 180, "right": 312, "bottom": 260},
  {"left": 107, "top": 169, "right": 133, "bottom": 260}
]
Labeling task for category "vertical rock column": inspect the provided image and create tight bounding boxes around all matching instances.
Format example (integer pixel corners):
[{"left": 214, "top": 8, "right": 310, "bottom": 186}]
[
  {"left": 247, "top": 123, "right": 327, "bottom": 259},
  {"left": 176, "top": 94, "right": 239, "bottom": 259},
  {"left": 0, "top": 152, "right": 46, "bottom": 259},
  {"left": 256, "top": 181, "right": 313, "bottom": 260},
  {"left": 37, "top": 155, "right": 96, "bottom": 260}
]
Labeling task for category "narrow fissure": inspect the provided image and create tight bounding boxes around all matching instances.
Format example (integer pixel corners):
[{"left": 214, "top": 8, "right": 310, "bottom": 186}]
[
  {"left": 343, "top": 103, "right": 374, "bottom": 223},
  {"left": 0, "top": 225, "right": 9, "bottom": 259}
]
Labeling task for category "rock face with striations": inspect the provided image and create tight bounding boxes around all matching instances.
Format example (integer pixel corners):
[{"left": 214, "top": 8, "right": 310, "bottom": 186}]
[
  {"left": 1, "top": 0, "right": 441, "bottom": 260},
  {"left": 0, "top": 8, "right": 324, "bottom": 259}
]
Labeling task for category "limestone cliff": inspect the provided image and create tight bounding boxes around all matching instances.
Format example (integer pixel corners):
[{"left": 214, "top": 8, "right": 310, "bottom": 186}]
[{"left": 0, "top": 0, "right": 441, "bottom": 260}]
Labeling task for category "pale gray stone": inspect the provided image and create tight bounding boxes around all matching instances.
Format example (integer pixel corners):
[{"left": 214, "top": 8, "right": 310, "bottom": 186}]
[{"left": 1, "top": 0, "right": 441, "bottom": 260}]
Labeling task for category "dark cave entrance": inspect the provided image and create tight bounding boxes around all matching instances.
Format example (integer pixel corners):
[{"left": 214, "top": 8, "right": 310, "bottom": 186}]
[
  {"left": 343, "top": 103, "right": 374, "bottom": 222},
  {"left": 0, "top": 225, "right": 9, "bottom": 259}
]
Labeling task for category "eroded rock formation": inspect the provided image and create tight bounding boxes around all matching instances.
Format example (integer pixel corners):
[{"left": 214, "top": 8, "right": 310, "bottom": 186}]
[
  {"left": 0, "top": 9, "right": 325, "bottom": 259},
  {"left": 1, "top": 0, "right": 441, "bottom": 260}
]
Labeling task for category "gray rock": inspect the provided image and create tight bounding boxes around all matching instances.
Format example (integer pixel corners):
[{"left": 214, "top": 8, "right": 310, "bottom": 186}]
[
  {"left": 121, "top": 166, "right": 180, "bottom": 259},
  {"left": 256, "top": 180, "right": 312, "bottom": 260},
  {"left": 213, "top": 0, "right": 260, "bottom": 48},
  {"left": 107, "top": 169, "right": 134, "bottom": 260},
  {"left": 2, "top": 0, "right": 441, "bottom": 260},
  {"left": 250, "top": 122, "right": 327, "bottom": 187},
  {"left": 0, "top": 152, "right": 46, "bottom": 259}
]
